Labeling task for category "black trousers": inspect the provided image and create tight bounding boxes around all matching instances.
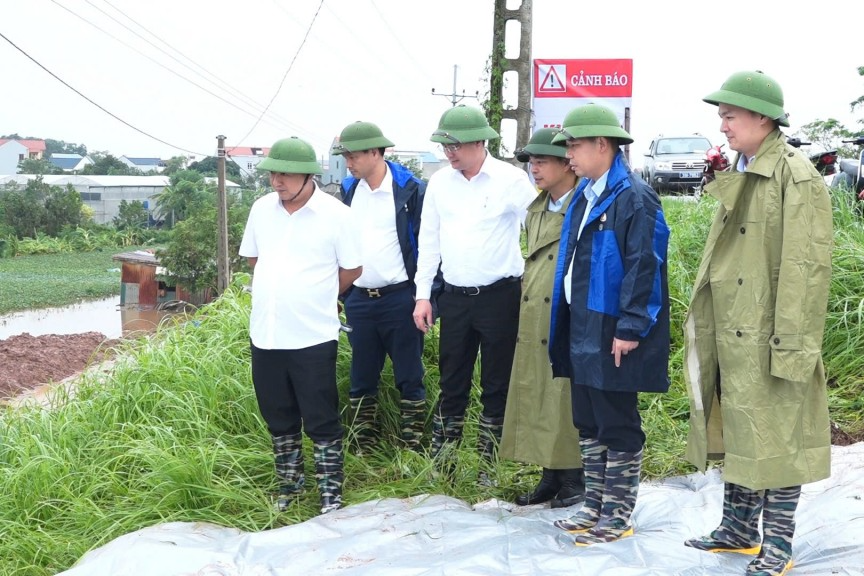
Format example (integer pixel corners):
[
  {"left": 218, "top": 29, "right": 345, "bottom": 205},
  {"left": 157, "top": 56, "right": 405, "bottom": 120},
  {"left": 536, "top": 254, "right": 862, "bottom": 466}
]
[
  {"left": 436, "top": 281, "right": 520, "bottom": 419},
  {"left": 571, "top": 384, "right": 645, "bottom": 453},
  {"left": 250, "top": 339, "right": 342, "bottom": 443}
]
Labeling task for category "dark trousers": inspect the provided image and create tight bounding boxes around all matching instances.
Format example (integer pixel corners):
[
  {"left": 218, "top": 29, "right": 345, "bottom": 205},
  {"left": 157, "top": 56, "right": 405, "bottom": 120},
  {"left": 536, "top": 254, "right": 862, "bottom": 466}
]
[
  {"left": 436, "top": 281, "right": 520, "bottom": 419},
  {"left": 571, "top": 384, "right": 645, "bottom": 453},
  {"left": 344, "top": 285, "right": 425, "bottom": 401},
  {"left": 250, "top": 340, "right": 342, "bottom": 443}
]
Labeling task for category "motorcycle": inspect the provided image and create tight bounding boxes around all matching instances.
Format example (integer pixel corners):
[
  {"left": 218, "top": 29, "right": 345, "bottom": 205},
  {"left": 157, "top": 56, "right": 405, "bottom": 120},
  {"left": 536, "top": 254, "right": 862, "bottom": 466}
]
[
  {"left": 832, "top": 136, "right": 864, "bottom": 198},
  {"left": 694, "top": 143, "right": 730, "bottom": 198},
  {"left": 786, "top": 137, "right": 839, "bottom": 178}
]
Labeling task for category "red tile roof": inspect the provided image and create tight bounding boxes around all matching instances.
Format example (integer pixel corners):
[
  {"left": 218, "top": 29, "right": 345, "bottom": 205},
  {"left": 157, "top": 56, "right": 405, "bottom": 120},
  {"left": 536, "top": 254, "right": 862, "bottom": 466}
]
[
  {"left": 0, "top": 138, "right": 46, "bottom": 152},
  {"left": 226, "top": 146, "right": 270, "bottom": 156}
]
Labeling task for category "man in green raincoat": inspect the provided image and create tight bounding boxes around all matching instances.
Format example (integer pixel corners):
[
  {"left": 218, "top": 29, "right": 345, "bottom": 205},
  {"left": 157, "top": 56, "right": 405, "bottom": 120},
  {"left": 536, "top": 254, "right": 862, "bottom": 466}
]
[
  {"left": 683, "top": 70, "right": 833, "bottom": 576},
  {"left": 500, "top": 128, "right": 584, "bottom": 508}
]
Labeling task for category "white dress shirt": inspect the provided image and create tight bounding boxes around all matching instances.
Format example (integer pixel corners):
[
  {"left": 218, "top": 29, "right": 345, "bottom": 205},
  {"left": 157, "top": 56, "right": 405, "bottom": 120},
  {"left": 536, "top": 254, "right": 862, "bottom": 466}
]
[
  {"left": 239, "top": 187, "right": 362, "bottom": 350},
  {"left": 565, "top": 172, "right": 608, "bottom": 304},
  {"left": 414, "top": 153, "right": 538, "bottom": 299},
  {"left": 349, "top": 165, "right": 409, "bottom": 288}
]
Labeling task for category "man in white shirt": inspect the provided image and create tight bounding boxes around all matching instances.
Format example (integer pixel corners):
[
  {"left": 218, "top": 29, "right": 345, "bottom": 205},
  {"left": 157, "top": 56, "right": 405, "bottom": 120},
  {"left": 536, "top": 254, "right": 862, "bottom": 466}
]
[
  {"left": 332, "top": 121, "right": 430, "bottom": 452},
  {"left": 239, "top": 136, "right": 362, "bottom": 515},
  {"left": 412, "top": 105, "right": 537, "bottom": 481}
]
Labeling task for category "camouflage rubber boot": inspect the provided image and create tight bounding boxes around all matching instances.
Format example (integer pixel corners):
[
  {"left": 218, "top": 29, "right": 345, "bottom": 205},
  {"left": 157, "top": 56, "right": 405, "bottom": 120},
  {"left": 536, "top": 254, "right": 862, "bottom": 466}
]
[
  {"left": 746, "top": 486, "right": 801, "bottom": 576},
  {"left": 399, "top": 398, "right": 426, "bottom": 451},
  {"left": 554, "top": 438, "right": 607, "bottom": 532},
  {"left": 347, "top": 396, "right": 378, "bottom": 454},
  {"left": 272, "top": 432, "right": 305, "bottom": 512},
  {"left": 685, "top": 482, "right": 765, "bottom": 554},
  {"left": 429, "top": 412, "right": 465, "bottom": 459},
  {"left": 550, "top": 468, "right": 586, "bottom": 508},
  {"left": 572, "top": 448, "right": 642, "bottom": 545},
  {"left": 477, "top": 415, "right": 504, "bottom": 487},
  {"left": 313, "top": 438, "right": 344, "bottom": 515}
]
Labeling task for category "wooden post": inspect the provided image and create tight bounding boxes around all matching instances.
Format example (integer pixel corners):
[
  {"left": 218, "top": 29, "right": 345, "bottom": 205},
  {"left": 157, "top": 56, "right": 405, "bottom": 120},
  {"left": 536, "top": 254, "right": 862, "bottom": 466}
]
[{"left": 216, "top": 135, "right": 230, "bottom": 294}]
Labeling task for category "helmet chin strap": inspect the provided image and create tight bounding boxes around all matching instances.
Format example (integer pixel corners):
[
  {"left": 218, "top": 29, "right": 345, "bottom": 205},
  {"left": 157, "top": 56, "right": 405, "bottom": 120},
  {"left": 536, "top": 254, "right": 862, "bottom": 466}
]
[{"left": 284, "top": 174, "right": 312, "bottom": 204}]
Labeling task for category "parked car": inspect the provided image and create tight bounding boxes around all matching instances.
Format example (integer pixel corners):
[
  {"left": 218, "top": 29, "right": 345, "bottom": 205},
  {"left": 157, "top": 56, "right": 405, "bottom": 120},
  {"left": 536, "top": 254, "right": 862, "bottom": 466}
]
[{"left": 642, "top": 135, "right": 713, "bottom": 194}]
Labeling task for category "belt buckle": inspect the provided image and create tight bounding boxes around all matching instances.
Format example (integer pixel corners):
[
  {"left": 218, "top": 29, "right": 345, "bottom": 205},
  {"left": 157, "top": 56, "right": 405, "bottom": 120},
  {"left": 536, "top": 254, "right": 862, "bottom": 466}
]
[
  {"left": 366, "top": 288, "right": 381, "bottom": 298},
  {"left": 466, "top": 286, "right": 480, "bottom": 296}
]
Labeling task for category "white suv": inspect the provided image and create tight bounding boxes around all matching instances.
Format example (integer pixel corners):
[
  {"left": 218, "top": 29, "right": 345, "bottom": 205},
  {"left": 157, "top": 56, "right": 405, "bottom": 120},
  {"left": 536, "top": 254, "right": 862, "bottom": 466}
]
[{"left": 642, "top": 135, "right": 712, "bottom": 194}]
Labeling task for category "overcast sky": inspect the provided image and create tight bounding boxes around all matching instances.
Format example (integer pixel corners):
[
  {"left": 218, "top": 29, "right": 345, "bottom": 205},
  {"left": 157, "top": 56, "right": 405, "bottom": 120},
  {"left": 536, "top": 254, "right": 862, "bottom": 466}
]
[{"left": 3, "top": 0, "right": 862, "bottom": 169}]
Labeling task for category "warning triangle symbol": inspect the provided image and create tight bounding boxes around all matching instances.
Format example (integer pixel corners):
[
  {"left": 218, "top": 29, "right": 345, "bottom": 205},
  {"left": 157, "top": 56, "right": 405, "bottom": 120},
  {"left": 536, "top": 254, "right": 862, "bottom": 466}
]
[{"left": 540, "top": 66, "right": 566, "bottom": 92}]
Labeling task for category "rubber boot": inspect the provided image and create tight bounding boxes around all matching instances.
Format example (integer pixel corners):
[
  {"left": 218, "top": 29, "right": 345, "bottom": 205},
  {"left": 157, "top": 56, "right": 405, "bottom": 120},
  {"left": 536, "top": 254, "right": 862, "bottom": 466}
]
[
  {"left": 313, "top": 438, "right": 344, "bottom": 515},
  {"left": 572, "top": 448, "right": 642, "bottom": 545},
  {"left": 685, "top": 482, "right": 765, "bottom": 554},
  {"left": 550, "top": 468, "right": 586, "bottom": 508},
  {"left": 272, "top": 432, "right": 305, "bottom": 512},
  {"left": 515, "top": 467, "right": 561, "bottom": 506},
  {"left": 745, "top": 486, "right": 801, "bottom": 576},
  {"left": 554, "top": 438, "right": 607, "bottom": 532},
  {"left": 399, "top": 398, "right": 426, "bottom": 451},
  {"left": 477, "top": 415, "right": 504, "bottom": 487},
  {"left": 347, "top": 396, "right": 377, "bottom": 454},
  {"left": 429, "top": 412, "right": 465, "bottom": 459}
]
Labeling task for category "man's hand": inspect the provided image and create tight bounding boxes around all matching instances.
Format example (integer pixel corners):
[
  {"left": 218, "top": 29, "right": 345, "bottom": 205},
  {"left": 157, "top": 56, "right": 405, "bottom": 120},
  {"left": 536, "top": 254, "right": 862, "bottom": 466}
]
[
  {"left": 413, "top": 299, "right": 434, "bottom": 334},
  {"left": 611, "top": 338, "right": 639, "bottom": 368}
]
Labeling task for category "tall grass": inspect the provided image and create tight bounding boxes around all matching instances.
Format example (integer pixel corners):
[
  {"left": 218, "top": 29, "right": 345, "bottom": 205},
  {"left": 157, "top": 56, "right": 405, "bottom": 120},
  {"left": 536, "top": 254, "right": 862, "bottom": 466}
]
[{"left": 1, "top": 194, "right": 863, "bottom": 574}]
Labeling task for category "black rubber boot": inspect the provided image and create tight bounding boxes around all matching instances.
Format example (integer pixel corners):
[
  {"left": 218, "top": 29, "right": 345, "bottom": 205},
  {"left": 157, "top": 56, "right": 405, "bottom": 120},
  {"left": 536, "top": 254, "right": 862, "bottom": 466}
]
[
  {"left": 477, "top": 415, "right": 504, "bottom": 487},
  {"left": 399, "top": 398, "right": 426, "bottom": 451},
  {"left": 313, "top": 438, "right": 344, "bottom": 515},
  {"left": 515, "top": 467, "right": 561, "bottom": 506},
  {"left": 550, "top": 468, "right": 586, "bottom": 508}
]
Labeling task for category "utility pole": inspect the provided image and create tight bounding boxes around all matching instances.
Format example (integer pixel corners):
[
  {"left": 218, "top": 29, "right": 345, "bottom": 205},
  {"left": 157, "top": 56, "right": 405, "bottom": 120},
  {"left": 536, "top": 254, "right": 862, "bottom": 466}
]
[
  {"left": 216, "top": 135, "right": 230, "bottom": 295},
  {"left": 488, "top": 0, "right": 532, "bottom": 161},
  {"left": 431, "top": 64, "right": 479, "bottom": 107}
]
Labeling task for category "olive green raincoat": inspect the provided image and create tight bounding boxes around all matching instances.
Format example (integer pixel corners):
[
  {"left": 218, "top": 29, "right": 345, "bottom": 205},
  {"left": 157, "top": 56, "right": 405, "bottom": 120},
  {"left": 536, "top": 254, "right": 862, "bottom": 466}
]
[
  {"left": 500, "top": 189, "right": 581, "bottom": 469},
  {"left": 684, "top": 130, "right": 833, "bottom": 490}
]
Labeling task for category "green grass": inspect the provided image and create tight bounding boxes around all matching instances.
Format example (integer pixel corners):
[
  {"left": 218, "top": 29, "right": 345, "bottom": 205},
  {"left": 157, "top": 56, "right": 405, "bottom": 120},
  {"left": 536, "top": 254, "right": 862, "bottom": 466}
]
[
  {"left": 1, "top": 196, "right": 863, "bottom": 574},
  {"left": 0, "top": 250, "right": 129, "bottom": 315}
]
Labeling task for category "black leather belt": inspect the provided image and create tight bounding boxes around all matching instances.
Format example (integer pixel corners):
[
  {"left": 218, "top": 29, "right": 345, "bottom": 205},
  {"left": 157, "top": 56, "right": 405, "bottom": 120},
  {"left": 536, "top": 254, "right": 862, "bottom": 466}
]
[
  {"left": 357, "top": 280, "right": 412, "bottom": 298},
  {"left": 442, "top": 276, "right": 521, "bottom": 296}
]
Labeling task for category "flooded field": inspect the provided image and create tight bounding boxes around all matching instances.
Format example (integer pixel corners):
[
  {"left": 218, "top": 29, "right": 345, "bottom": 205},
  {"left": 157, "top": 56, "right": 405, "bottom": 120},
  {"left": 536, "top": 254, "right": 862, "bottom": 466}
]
[{"left": 0, "top": 297, "right": 177, "bottom": 340}]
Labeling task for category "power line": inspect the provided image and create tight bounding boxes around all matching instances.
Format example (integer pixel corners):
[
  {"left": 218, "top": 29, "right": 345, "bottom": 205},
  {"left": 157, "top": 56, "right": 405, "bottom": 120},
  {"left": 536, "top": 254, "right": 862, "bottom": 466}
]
[
  {"left": 0, "top": 29, "right": 206, "bottom": 157},
  {"left": 236, "top": 0, "right": 325, "bottom": 146},
  {"left": 93, "top": 0, "right": 307, "bottom": 133},
  {"left": 46, "top": 0, "right": 307, "bottom": 136},
  {"left": 367, "top": 0, "right": 436, "bottom": 85}
]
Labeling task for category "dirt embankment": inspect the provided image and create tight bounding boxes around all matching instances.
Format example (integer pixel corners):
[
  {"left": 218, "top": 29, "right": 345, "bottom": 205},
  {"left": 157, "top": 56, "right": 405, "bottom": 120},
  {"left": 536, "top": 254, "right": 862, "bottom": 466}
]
[{"left": 0, "top": 333, "right": 118, "bottom": 401}]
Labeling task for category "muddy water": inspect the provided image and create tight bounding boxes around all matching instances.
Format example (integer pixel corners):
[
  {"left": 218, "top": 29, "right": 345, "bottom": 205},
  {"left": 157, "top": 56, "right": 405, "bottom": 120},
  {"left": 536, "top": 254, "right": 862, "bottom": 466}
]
[{"left": 0, "top": 297, "right": 176, "bottom": 340}]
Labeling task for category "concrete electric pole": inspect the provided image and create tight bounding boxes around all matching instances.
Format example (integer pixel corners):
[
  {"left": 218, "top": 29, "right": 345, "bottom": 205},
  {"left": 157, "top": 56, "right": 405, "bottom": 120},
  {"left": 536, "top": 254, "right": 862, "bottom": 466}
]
[
  {"left": 488, "top": 0, "right": 532, "bottom": 161},
  {"left": 431, "top": 64, "right": 480, "bottom": 107},
  {"left": 215, "top": 135, "right": 230, "bottom": 295}
]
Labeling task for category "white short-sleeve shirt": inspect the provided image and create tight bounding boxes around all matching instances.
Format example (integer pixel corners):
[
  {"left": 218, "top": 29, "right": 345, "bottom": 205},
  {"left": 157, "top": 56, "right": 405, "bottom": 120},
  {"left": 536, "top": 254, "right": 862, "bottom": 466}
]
[{"left": 239, "top": 187, "right": 361, "bottom": 350}]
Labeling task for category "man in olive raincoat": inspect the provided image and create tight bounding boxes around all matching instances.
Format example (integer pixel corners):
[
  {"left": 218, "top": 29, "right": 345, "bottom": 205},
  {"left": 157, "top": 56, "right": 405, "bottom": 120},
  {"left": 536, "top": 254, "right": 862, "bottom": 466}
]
[
  {"left": 500, "top": 128, "right": 584, "bottom": 508},
  {"left": 683, "top": 70, "right": 833, "bottom": 576}
]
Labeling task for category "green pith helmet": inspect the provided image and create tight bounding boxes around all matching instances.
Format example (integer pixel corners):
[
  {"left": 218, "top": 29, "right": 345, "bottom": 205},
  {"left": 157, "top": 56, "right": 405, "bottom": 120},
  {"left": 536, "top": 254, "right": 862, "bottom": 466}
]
[
  {"left": 257, "top": 136, "right": 322, "bottom": 174},
  {"left": 703, "top": 70, "right": 789, "bottom": 127},
  {"left": 430, "top": 105, "right": 499, "bottom": 144},
  {"left": 550, "top": 103, "right": 633, "bottom": 145},
  {"left": 331, "top": 121, "right": 395, "bottom": 155},
  {"left": 515, "top": 128, "right": 569, "bottom": 162}
]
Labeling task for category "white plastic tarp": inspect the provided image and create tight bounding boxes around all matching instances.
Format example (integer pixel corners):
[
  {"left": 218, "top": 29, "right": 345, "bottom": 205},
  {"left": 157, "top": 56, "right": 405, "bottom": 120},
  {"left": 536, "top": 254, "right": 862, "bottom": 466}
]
[{"left": 58, "top": 442, "right": 864, "bottom": 575}]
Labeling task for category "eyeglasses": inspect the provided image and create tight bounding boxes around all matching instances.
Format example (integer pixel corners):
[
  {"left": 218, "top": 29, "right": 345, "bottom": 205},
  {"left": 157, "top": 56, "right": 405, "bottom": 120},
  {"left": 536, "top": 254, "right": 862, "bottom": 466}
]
[{"left": 439, "top": 143, "right": 462, "bottom": 154}]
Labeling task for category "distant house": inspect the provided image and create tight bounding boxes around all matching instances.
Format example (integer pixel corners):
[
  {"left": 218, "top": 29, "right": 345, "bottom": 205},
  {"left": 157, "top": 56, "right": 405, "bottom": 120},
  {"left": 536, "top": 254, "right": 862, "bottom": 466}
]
[
  {"left": 0, "top": 174, "right": 240, "bottom": 225},
  {"left": 112, "top": 249, "right": 212, "bottom": 307},
  {"left": 226, "top": 146, "right": 270, "bottom": 180},
  {"left": 119, "top": 156, "right": 165, "bottom": 173},
  {"left": 48, "top": 153, "right": 93, "bottom": 173},
  {"left": 0, "top": 138, "right": 46, "bottom": 174}
]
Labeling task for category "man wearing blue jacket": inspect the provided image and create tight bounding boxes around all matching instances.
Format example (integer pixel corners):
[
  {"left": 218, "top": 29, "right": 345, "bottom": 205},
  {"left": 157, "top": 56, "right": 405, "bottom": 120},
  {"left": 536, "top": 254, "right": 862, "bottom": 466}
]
[
  {"left": 547, "top": 104, "right": 670, "bottom": 545},
  {"left": 334, "top": 121, "right": 429, "bottom": 452}
]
